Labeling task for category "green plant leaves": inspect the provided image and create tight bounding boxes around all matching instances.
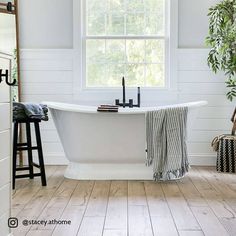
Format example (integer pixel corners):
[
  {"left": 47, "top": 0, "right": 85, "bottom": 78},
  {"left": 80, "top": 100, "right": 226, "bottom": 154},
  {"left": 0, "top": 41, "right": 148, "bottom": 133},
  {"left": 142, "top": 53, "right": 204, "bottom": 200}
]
[
  {"left": 206, "top": 0, "right": 236, "bottom": 101},
  {"left": 226, "top": 78, "right": 236, "bottom": 101}
]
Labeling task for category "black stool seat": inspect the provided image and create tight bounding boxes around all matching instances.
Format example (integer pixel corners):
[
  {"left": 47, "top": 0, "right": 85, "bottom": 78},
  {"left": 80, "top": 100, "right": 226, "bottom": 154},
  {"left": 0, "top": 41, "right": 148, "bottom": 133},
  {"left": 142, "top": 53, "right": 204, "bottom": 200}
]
[{"left": 12, "top": 118, "right": 47, "bottom": 189}]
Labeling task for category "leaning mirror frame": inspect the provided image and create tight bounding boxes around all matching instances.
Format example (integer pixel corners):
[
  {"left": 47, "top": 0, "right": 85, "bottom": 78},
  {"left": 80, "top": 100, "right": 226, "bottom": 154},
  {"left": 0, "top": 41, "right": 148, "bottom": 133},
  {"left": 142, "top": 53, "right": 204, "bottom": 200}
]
[{"left": 0, "top": 0, "right": 20, "bottom": 102}]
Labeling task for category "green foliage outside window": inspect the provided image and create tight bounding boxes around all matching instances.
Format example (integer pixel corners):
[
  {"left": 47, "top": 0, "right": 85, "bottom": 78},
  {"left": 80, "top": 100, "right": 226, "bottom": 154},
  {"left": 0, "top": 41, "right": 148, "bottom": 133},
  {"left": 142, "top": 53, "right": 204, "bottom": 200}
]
[{"left": 85, "top": 0, "right": 165, "bottom": 87}]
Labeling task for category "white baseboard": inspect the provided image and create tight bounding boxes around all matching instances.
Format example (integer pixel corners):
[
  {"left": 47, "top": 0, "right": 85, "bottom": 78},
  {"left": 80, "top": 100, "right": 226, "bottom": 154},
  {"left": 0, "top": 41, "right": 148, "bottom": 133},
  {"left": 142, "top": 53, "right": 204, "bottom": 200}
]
[
  {"left": 44, "top": 152, "right": 216, "bottom": 166},
  {"left": 44, "top": 153, "right": 69, "bottom": 165},
  {"left": 189, "top": 154, "right": 216, "bottom": 166}
]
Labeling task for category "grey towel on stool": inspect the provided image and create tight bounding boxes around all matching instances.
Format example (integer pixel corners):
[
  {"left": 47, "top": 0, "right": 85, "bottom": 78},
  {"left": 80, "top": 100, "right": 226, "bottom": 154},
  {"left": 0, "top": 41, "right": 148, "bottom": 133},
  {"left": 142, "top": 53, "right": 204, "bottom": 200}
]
[
  {"left": 146, "top": 107, "right": 189, "bottom": 181},
  {"left": 13, "top": 102, "right": 49, "bottom": 121}
]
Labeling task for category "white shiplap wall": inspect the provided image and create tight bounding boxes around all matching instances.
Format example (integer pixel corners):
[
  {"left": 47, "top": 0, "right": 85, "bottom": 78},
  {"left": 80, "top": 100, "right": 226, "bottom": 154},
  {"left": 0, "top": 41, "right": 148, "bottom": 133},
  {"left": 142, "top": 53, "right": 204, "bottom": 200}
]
[
  {"left": 0, "top": 55, "right": 11, "bottom": 236},
  {"left": 178, "top": 49, "right": 233, "bottom": 165},
  {"left": 20, "top": 50, "right": 73, "bottom": 164},
  {"left": 20, "top": 49, "right": 234, "bottom": 166}
]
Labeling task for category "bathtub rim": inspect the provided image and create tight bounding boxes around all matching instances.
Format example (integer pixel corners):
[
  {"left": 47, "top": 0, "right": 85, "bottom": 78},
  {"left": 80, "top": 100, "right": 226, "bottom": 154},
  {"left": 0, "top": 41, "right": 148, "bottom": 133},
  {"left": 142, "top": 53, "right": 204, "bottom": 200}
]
[{"left": 43, "top": 100, "right": 208, "bottom": 114}]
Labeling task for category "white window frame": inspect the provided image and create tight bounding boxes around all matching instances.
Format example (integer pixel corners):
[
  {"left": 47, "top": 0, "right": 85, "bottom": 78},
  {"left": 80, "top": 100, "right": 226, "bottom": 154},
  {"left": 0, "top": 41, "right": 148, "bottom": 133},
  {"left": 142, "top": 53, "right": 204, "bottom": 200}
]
[{"left": 73, "top": 0, "right": 178, "bottom": 104}]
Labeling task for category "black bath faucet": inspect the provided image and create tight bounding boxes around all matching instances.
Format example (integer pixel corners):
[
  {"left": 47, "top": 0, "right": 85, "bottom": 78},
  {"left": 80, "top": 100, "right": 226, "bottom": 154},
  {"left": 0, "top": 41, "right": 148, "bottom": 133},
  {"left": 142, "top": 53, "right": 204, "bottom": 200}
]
[{"left": 115, "top": 77, "right": 141, "bottom": 108}]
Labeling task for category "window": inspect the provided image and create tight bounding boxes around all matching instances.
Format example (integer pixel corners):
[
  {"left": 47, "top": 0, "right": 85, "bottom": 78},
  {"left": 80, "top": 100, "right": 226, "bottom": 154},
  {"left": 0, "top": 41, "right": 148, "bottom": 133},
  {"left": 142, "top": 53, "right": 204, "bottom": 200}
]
[{"left": 83, "top": 0, "right": 167, "bottom": 88}]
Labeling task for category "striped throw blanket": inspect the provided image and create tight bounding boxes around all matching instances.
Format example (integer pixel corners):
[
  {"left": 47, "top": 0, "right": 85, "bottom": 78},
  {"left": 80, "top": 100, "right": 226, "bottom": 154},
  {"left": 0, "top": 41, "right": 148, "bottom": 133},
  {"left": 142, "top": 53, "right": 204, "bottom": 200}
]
[{"left": 146, "top": 107, "right": 189, "bottom": 181}]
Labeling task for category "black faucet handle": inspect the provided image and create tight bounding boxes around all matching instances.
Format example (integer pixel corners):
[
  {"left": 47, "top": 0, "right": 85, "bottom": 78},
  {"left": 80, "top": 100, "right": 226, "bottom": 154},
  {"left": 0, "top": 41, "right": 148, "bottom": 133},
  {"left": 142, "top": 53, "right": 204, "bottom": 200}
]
[
  {"left": 137, "top": 87, "right": 141, "bottom": 107},
  {"left": 115, "top": 99, "right": 120, "bottom": 106},
  {"left": 129, "top": 99, "right": 133, "bottom": 108}
]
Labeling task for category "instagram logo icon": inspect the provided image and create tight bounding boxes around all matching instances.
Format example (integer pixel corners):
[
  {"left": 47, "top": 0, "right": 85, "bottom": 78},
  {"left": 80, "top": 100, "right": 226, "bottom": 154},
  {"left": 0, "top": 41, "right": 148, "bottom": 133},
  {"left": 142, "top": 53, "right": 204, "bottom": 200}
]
[{"left": 8, "top": 217, "right": 18, "bottom": 228}]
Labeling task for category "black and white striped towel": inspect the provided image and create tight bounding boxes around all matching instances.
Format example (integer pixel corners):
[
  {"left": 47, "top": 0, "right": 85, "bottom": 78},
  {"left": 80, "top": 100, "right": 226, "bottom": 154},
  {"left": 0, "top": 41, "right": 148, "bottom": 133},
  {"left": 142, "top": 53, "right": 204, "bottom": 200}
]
[{"left": 146, "top": 107, "right": 189, "bottom": 181}]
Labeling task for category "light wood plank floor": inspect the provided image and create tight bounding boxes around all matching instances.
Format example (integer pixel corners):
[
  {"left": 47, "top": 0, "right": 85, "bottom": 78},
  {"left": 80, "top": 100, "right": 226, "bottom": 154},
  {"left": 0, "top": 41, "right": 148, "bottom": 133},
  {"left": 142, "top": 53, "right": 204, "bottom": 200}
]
[{"left": 11, "top": 166, "right": 236, "bottom": 236}]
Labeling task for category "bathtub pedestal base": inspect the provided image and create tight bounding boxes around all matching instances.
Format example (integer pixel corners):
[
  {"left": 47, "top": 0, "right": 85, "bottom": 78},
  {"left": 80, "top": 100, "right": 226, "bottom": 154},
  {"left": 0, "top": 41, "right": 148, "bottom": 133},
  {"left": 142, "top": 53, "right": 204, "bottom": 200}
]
[{"left": 64, "top": 162, "right": 153, "bottom": 180}]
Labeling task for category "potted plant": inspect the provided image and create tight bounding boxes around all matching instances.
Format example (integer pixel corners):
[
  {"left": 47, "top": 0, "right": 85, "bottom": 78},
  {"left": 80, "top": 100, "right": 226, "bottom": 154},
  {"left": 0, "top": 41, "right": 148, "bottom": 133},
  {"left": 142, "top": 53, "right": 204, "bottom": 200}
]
[{"left": 206, "top": 0, "right": 236, "bottom": 101}]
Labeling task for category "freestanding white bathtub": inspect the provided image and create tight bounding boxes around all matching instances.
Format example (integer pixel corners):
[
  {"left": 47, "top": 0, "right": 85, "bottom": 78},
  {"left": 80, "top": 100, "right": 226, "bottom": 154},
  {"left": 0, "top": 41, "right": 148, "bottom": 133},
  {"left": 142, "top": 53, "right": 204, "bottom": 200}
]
[{"left": 45, "top": 101, "right": 207, "bottom": 180}]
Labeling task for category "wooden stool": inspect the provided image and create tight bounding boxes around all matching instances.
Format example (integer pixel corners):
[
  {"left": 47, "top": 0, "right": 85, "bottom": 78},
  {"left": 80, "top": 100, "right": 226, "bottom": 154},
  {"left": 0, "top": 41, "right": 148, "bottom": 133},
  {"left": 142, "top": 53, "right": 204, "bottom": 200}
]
[{"left": 12, "top": 118, "right": 47, "bottom": 189}]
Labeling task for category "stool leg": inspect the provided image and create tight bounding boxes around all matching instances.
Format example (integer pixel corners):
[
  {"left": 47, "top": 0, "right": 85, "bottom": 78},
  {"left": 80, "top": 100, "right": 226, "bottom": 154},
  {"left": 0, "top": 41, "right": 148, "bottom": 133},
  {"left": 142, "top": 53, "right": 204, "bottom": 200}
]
[
  {"left": 12, "top": 122, "right": 18, "bottom": 189},
  {"left": 26, "top": 122, "right": 34, "bottom": 179},
  {"left": 34, "top": 122, "right": 47, "bottom": 186}
]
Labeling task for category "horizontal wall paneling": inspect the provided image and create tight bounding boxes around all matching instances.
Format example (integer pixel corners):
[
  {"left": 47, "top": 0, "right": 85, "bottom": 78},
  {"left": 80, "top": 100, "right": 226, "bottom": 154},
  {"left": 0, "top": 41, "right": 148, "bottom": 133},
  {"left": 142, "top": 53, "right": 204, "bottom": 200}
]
[{"left": 20, "top": 48, "right": 231, "bottom": 166}]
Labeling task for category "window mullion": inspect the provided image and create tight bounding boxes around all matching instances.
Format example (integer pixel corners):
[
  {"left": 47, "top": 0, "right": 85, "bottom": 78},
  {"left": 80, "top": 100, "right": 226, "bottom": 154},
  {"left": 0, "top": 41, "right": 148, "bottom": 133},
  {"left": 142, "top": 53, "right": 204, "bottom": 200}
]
[
  {"left": 85, "top": 36, "right": 165, "bottom": 40},
  {"left": 105, "top": 38, "right": 107, "bottom": 84},
  {"left": 124, "top": 0, "right": 127, "bottom": 79},
  {"left": 124, "top": 46, "right": 126, "bottom": 80},
  {"left": 144, "top": 40, "right": 146, "bottom": 87},
  {"left": 144, "top": 0, "right": 147, "bottom": 87},
  {"left": 124, "top": 0, "right": 127, "bottom": 36}
]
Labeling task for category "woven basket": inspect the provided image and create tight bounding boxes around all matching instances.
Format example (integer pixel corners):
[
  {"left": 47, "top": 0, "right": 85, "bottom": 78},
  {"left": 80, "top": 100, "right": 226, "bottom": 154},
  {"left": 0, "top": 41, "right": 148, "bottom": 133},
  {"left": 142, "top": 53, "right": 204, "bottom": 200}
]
[{"left": 211, "top": 108, "right": 236, "bottom": 173}]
